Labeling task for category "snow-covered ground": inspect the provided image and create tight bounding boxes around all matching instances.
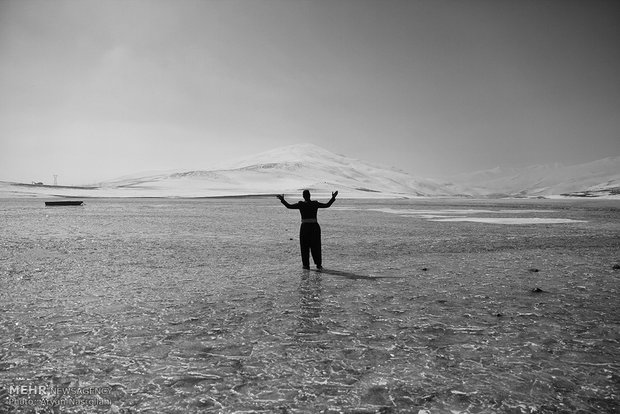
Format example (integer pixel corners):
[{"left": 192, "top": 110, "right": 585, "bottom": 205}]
[
  {"left": 0, "top": 144, "right": 455, "bottom": 199},
  {"left": 440, "top": 156, "right": 620, "bottom": 198},
  {"left": 1, "top": 144, "right": 619, "bottom": 199}
]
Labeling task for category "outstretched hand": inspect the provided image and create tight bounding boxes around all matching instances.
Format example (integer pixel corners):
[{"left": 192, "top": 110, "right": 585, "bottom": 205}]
[
  {"left": 276, "top": 194, "right": 284, "bottom": 201},
  {"left": 332, "top": 191, "right": 338, "bottom": 199}
]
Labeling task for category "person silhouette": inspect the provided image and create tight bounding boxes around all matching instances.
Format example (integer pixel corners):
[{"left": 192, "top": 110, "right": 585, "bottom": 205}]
[{"left": 277, "top": 190, "right": 338, "bottom": 270}]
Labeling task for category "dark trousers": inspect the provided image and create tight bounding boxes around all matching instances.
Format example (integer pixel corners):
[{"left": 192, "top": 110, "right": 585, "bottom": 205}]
[{"left": 300, "top": 223, "right": 321, "bottom": 267}]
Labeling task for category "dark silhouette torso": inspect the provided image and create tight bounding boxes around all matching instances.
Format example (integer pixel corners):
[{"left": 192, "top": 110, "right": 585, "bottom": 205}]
[{"left": 294, "top": 201, "right": 321, "bottom": 220}]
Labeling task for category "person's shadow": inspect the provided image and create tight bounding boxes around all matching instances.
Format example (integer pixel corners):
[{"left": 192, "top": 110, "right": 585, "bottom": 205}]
[
  {"left": 312, "top": 268, "right": 380, "bottom": 280},
  {"left": 309, "top": 268, "right": 401, "bottom": 280}
]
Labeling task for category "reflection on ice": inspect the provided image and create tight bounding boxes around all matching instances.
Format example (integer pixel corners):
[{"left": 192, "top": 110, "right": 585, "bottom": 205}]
[{"left": 297, "top": 272, "right": 324, "bottom": 335}]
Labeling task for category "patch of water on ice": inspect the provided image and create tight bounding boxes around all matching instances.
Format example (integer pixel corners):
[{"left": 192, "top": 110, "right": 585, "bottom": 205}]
[
  {"left": 428, "top": 217, "right": 587, "bottom": 225},
  {"left": 334, "top": 206, "right": 586, "bottom": 224},
  {"left": 367, "top": 208, "right": 553, "bottom": 215}
]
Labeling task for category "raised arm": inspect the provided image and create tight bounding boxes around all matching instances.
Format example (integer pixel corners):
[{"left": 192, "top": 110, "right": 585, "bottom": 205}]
[
  {"left": 317, "top": 191, "right": 338, "bottom": 208},
  {"left": 276, "top": 194, "right": 298, "bottom": 209}
]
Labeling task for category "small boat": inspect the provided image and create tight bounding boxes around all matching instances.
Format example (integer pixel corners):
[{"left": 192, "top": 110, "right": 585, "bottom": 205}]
[{"left": 45, "top": 200, "right": 84, "bottom": 206}]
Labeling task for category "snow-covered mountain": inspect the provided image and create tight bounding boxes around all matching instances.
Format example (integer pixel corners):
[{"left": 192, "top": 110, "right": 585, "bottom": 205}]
[
  {"left": 94, "top": 143, "right": 456, "bottom": 198},
  {"left": 441, "top": 156, "right": 620, "bottom": 197},
  {"left": 1, "top": 144, "right": 618, "bottom": 198}
]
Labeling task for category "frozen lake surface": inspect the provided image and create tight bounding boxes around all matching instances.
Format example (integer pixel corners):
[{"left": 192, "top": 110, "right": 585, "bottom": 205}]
[{"left": 1, "top": 198, "right": 619, "bottom": 413}]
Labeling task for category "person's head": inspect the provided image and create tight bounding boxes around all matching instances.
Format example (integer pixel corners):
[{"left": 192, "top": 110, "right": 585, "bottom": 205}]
[{"left": 302, "top": 190, "right": 311, "bottom": 201}]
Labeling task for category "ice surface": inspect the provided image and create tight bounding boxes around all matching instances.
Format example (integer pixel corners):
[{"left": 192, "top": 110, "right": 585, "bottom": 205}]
[{"left": 1, "top": 198, "right": 619, "bottom": 413}]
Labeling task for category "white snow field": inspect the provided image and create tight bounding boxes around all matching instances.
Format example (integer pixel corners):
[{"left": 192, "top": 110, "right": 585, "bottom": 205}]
[{"left": 1, "top": 144, "right": 618, "bottom": 199}]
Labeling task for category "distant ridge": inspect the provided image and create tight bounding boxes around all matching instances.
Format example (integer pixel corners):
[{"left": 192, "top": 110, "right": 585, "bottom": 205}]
[
  {"left": 1, "top": 145, "right": 619, "bottom": 198},
  {"left": 94, "top": 143, "right": 457, "bottom": 198},
  {"left": 441, "top": 156, "right": 620, "bottom": 197}
]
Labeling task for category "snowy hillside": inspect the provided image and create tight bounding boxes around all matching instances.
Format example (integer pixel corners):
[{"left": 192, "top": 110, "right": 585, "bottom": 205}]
[
  {"left": 441, "top": 156, "right": 620, "bottom": 197},
  {"left": 1, "top": 145, "right": 618, "bottom": 199},
  {"left": 93, "top": 143, "right": 456, "bottom": 198}
]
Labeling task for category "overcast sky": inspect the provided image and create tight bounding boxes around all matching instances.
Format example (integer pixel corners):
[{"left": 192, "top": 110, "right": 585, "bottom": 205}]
[{"left": 1, "top": 0, "right": 619, "bottom": 185}]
